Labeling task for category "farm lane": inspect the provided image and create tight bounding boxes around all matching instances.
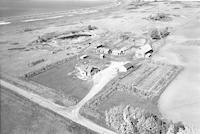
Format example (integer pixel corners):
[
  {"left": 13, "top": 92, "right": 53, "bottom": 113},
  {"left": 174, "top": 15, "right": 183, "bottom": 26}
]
[
  {"left": 0, "top": 80, "right": 116, "bottom": 134},
  {"left": 0, "top": 61, "right": 127, "bottom": 134},
  {"left": 71, "top": 61, "right": 127, "bottom": 119}
]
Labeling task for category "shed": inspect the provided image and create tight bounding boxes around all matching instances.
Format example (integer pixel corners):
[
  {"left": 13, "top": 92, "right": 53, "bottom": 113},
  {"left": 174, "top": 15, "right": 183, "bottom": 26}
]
[
  {"left": 96, "top": 44, "right": 104, "bottom": 49},
  {"left": 135, "top": 44, "right": 153, "bottom": 58},
  {"left": 112, "top": 49, "right": 122, "bottom": 56},
  {"left": 124, "top": 63, "right": 134, "bottom": 71},
  {"left": 80, "top": 55, "right": 89, "bottom": 59}
]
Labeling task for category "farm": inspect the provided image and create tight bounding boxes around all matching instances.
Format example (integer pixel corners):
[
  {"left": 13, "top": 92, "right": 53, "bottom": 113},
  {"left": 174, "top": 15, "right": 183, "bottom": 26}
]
[
  {"left": 1, "top": 0, "right": 200, "bottom": 133},
  {"left": 80, "top": 60, "right": 182, "bottom": 133}
]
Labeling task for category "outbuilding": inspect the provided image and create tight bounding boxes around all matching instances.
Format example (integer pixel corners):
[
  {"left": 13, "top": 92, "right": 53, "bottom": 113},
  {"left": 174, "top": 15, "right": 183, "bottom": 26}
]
[
  {"left": 97, "top": 47, "right": 112, "bottom": 54},
  {"left": 112, "top": 49, "right": 122, "bottom": 56},
  {"left": 135, "top": 44, "right": 153, "bottom": 58},
  {"left": 124, "top": 63, "right": 134, "bottom": 71},
  {"left": 80, "top": 55, "right": 89, "bottom": 59},
  {"left": 100, "top": 54, "right": 105, "bottom": 59}
]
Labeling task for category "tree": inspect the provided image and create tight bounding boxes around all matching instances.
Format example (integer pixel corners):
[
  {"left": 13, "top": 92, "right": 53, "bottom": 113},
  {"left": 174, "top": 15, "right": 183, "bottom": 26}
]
[{"left": 105, "top": 105, "right": 174, "bottom": 134}]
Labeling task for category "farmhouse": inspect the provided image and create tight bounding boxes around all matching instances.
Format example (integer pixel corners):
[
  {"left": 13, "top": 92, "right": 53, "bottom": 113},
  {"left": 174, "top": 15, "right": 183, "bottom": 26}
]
[
  {"left": 135, "top": 44, "right": 153, "bottom": 58},
  {"left": 112, "top": 47, "right": 128, "bottom": 56},
  {"left": 76, "top": 64, "right": 100, "bottom": 80},
  {"left": 96, "top": 47, "right": 112, "bottom": 54},
  {"left": 112, "top": 49, "right": 122, "bottom": 56}
]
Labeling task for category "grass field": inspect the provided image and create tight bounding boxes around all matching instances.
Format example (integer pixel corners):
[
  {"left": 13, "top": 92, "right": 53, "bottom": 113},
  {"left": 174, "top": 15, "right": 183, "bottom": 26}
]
[
  {"left": 98, "top": 91, "right": 160, "bottom": 116},
  {"left": 31, "top": 57, "right": 92, "bottom": 101}
]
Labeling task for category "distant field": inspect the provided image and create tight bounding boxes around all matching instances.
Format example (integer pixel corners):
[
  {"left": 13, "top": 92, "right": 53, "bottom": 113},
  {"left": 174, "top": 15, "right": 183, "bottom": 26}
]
[{"left": 0, "top": 87, "right": 96, "bottom": 134}]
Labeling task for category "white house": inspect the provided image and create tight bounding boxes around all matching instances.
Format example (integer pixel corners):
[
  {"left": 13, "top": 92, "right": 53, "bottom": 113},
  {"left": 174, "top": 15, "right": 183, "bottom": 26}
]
[
  {"left": 112, "top": 49, "right": 122, "bottom": 56},
  {"left": 112, "top": 47, "right": 128, "bottom": 56},
  {"left": 96, "top": 47, "right": 112, "bottom": 54},
  {"left": 135, "top": 44, "right": 153, "bottom": 58},
  {"left": 75, "top": 65, "right": 100, "bottom": 80}
]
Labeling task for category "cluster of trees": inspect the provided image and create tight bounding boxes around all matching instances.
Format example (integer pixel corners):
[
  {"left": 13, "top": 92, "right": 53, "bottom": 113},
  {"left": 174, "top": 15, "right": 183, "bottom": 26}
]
[
  {"left": 149, "top": 27, "right": 170, "bottom": 40},
  {"left": 105, "top": 105, "right": 185, "bottom": 134},
  {"left": 148, "top": 13, "right": 172, "bottom": 22}
]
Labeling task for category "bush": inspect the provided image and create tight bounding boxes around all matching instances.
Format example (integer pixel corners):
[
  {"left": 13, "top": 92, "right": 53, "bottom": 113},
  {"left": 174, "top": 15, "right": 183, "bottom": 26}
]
[{"left": 88, "top": 25, "right": 97, "bottom": 31}]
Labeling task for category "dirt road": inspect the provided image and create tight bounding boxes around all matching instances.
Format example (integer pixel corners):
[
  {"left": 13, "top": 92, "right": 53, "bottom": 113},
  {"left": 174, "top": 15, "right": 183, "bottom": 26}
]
[
  {"left": 72, "top": 61, "right": 127, "bottom": 118},
  {"left": 0, "top": 61, "right": 127, "bottom": 134},
  {"left": 0, "top": 79, "right": 115, "bottom": 134}
]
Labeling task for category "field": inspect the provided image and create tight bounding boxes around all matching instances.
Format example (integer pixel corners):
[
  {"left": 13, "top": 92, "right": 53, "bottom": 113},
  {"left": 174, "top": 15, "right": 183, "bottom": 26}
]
[
  {"left": 117, "top": 61, "right": 182, "bottom": 99},
  {"left": 99, "top": 92, "right": 160, "bottom": 115},
  {"left": 0, "top": 87, "right": 96, "bottom": 134},
  {"left": 30, "top": 57, "right": 92, "bottom": 102},
  {"left": 80, "top": 60, "right": 182, "bottom": 131}
]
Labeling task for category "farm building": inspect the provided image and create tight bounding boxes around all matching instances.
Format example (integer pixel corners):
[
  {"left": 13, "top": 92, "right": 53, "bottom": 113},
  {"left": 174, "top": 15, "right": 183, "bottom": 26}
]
[
  {"left": 96, "top": 47, "right": 112, "bottom": 54},
  {"left": 117, "top": 63, "right": 134, "bottom": 72},
  {"left": 112, "top": 49, "right": 122, "bottom": 56},
  {"left": 75, "top": 64, "right": 100, "bottom": 80},
  {"left": 112, "top": 47, "right": 128, "bottom": 56},
  {"left": 124, "top": 63, "right": 134, "bottom": 70},
  {"left": 80, "top": 55, "right": 89, "bottom": 60},
  {"left": 135, "top": 44, "right": 153, "bottom": 58}
]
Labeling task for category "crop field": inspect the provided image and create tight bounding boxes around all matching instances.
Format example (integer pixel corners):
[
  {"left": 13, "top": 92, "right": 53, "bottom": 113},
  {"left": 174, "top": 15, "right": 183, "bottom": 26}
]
[
  {"left": 0, "top": 87, "right": 96, "bottom": 134},
  {"left": 117, "top": 61, "right": 183, "bottom": 99}
]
